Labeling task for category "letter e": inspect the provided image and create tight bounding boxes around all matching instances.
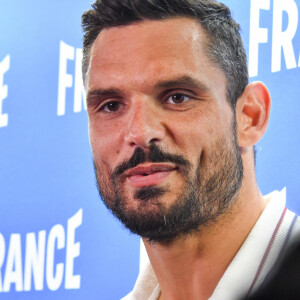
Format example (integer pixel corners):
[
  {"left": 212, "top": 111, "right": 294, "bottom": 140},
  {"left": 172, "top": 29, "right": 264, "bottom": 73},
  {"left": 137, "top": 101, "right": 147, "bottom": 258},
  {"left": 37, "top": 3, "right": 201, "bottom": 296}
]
[{"left": 65, "top": 209, "right": 82, "bottom": 289}]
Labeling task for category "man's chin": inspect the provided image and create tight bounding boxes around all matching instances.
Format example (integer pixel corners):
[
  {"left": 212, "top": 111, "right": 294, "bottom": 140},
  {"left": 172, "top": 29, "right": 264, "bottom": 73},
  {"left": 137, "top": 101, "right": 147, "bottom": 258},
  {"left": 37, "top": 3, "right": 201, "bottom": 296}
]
[
  {"left": 134, "top": 186, "right": 168, "bottom": 201},
  {"left": 117, "top": 211, "right": 182, "bottom": 243}
]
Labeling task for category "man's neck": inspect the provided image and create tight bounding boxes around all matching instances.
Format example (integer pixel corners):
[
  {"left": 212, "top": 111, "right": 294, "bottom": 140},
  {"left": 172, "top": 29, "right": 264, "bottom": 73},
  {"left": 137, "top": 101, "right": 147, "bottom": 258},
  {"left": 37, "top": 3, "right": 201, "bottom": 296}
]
[{"left": 143, "top": 188, "right": 268, "bottom": 300}]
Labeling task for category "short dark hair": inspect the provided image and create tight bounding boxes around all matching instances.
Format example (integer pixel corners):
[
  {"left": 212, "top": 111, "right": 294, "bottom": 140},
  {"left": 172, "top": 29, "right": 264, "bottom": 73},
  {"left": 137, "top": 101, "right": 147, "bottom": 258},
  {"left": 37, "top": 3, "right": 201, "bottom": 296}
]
[{"left": 82, "top": 0, "right": 248, "bottom": 108}]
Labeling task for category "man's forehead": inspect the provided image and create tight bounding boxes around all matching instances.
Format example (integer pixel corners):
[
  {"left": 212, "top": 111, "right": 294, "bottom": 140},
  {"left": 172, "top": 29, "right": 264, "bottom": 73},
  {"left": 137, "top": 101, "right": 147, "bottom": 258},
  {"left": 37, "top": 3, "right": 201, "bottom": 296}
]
[
  {"left": 86, "top": 16, "right": 227, "bottom": 103},
  {"left": 90, "top": 17, "right": 208, "bottom": 62}
]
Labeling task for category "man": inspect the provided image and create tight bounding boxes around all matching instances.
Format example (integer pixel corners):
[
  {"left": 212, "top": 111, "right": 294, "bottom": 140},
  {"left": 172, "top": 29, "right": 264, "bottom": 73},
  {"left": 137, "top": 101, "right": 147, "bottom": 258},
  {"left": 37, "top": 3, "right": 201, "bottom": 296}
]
[{"left": 81, "top": 0, "right": 300, "bottom": 299}]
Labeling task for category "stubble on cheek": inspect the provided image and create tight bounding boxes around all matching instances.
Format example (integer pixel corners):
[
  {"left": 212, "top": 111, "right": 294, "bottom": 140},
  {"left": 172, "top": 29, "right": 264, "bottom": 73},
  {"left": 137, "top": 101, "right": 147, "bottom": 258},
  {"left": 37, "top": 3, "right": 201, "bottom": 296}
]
[
  {"left": 93, "top": 161, "right": 117, "bottom": 209},
  {"left": 93, "top": 160, "right": 141, "bottom": 214}
]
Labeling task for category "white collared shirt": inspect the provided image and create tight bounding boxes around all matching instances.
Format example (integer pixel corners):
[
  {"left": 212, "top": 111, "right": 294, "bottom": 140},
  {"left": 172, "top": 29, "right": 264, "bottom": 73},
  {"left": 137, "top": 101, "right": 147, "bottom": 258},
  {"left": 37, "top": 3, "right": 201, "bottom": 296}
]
[{"left": 122, "top": 189, "right": 300, "bottom": 300}]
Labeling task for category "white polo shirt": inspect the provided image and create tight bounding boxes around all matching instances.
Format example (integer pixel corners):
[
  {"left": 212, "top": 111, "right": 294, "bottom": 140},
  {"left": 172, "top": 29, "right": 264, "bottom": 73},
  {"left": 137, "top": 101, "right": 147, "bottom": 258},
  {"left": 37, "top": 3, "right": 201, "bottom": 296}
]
[{"left": 122, "top": 189, "right": 300, "bottom": 300}]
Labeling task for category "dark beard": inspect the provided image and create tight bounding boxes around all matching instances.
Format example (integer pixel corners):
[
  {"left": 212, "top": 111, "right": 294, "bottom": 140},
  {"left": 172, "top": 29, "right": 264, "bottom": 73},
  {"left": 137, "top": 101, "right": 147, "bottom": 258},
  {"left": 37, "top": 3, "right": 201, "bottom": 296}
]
[{"left": 94, "top": 121, "right": 243, "bottom": 243}]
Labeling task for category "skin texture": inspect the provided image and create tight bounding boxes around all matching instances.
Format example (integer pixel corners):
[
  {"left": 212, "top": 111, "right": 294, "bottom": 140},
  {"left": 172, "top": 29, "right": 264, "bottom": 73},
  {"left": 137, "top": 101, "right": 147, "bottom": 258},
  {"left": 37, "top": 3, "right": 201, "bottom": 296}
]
[{"left": 86, "top": 17, "right": 271, "bottom": 300}]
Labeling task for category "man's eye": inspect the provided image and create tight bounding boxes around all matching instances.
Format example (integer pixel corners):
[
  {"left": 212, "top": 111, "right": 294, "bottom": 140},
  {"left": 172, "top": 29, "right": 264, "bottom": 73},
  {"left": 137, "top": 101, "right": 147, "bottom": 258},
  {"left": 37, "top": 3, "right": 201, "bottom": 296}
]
[
  {"left": 102, "top": 101, "right": 121, "bottom": 112},
  {"left": 166, "top": 93, "right": 190, "bottom": 104}
]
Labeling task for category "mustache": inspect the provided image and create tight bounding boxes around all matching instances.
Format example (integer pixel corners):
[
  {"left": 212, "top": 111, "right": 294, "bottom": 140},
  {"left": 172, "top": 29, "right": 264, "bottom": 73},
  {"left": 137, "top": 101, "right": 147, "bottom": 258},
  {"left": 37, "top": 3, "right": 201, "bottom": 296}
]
[{"left": 113, "top": 144, "right": 191, "bottom": 177}]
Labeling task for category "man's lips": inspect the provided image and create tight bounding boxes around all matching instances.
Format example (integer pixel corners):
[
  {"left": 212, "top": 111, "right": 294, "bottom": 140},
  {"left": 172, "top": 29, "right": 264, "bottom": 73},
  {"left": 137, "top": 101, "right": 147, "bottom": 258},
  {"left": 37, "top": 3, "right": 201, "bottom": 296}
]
[{"left": 125, "top": 163, "right": 177, "bottom": 188}]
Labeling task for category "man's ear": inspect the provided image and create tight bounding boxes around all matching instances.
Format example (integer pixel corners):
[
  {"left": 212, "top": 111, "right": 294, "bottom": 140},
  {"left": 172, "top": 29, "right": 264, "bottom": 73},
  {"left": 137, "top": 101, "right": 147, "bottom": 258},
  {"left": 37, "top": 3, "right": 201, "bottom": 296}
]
[{"left": 236, "top": 82, "right": 271, "bottom": 147}]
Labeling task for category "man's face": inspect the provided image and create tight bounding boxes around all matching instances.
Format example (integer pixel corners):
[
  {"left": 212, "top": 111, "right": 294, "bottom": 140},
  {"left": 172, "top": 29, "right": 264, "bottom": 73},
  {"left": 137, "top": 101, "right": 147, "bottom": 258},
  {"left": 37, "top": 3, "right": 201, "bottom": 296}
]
[{"left": 86, "top": 17, "right": 243, "bottom": 242}]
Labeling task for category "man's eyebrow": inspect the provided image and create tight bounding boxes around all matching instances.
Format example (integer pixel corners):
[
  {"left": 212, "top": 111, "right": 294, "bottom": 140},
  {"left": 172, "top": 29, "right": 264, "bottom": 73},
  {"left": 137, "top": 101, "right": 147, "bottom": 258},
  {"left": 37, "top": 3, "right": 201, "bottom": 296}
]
[
  {"left": 86, "top": 88, "right": 122, "bottom": 106},
  {"left": 86, "top": 76, "right": 210, "bottom": 106},
  {"left": 155, "top": 76, "right": 210, "bottom": 92}
]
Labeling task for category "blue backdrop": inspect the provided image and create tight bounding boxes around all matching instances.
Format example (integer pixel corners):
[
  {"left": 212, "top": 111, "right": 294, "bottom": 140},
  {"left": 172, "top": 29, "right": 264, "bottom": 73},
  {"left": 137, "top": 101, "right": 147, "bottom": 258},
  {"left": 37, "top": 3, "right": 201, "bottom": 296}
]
[{"left": 0, "top": 0, "right": 299, "bottom": 299}]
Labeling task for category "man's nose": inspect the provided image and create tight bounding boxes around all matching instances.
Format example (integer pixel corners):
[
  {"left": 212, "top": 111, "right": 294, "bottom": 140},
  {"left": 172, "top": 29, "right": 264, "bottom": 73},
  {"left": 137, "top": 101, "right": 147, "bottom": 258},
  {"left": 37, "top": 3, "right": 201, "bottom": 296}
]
[{"left": 124, "top": 97, "right": 166, "bottom": 148}]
